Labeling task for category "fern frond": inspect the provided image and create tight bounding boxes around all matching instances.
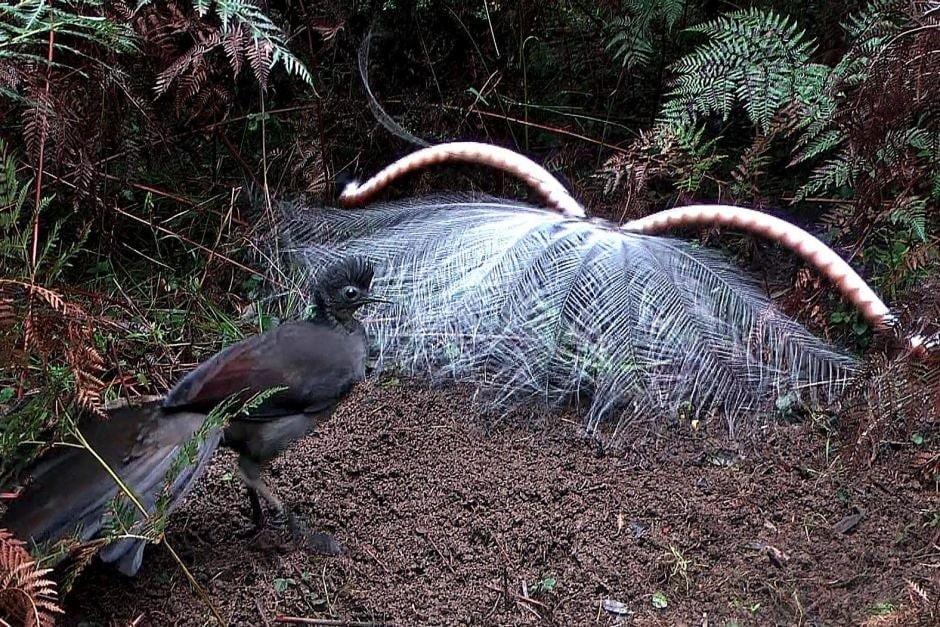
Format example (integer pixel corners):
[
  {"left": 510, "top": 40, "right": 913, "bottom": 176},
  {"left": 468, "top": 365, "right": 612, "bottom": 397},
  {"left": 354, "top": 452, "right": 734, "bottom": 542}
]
[
  {"left": 660, "top": 8, "right": 832, "bottom": 136},
  {"left": 797, "top": 149, "right": 859, "bottom": 200},
  {"left": 154, "top": 31, "right": 221, "bottom": 96},
  {"left": 604, "top": 0, "right": 687, "bottom": 70},
  {"left": 0, "top": 1, "right": 137, "bottom": 69},
  {"left": 0, "top": 529, "right": 62, "bottom": 627},
  {"left": 192, "top": 0, "right": 312, "bottom": 87},
  {"left": 791, "top": 129, "right": 845, "bottom": 166}
]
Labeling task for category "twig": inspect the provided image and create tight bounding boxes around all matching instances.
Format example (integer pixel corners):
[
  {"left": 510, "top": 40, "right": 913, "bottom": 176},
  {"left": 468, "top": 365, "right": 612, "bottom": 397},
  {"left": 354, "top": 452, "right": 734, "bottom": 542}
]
[
  {"left": 218, "top": 132, "right": 262, "bottom": 189},
  {"left": 260, "top": 91, "right": 274, "bottom": 223},
  {"left": 36, "top": 170, "right": 258, "bottom": 271},
  {"left": 20, "top": 14, "right": 57, "bottom": 397},
  {"left": 483, "top": 582, "right": 550, "bottom": 611},
  {"left": 30, "top": 22, "right": 55, "bottom": 272},
  {"left": 255, "top": 596, "right": 272, "bottom": 627},
  {"left": 52, "top": 169, "right": 249, "bottom": 228},
  {"left": 436, "top": 103, "right": 628, "bottom": 152},
  {"left": 199, "top": 188, "right": 240, "bottom": 288},
  {"left": 111, "top": 205, "right": 277, "bottom": 286},
  {"left": 415, "top": 529, "right": 455, "bottom": 575},
  {"left": 107, "top": 176, "right": 200, "bottom": 209},
  {"left": 359, "top": 542, "right": 391, "bottom": 575},
  {"left": 35, "top": 161, "right": 233, "bottom": 227},
  {"left": 273, "top": 617, "right": 393, "bottom": 627},
  {"left": 71, "top": 104, "right": 319, "bottom": 179}
]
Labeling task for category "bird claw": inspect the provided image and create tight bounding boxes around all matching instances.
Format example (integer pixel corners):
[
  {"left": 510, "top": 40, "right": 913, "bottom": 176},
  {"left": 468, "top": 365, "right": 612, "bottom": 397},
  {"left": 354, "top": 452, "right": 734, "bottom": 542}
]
[
  {"left": 236, "top": 503, "right": 269, "bottom": 539},
  {"left": 270, "top": 509, "right": 290, "bottom": 529},
  {"left": 301, "top": 531, "right": 345, "bottom": 556},
  {"left": 245, "top": 505, "right": 342, "bottom": 555},
  {"left": 237, "top": 525, "right": 265, "bottom": 540},
  {"left": 237, "top": 514, "right": 271, "bottom": 541}
]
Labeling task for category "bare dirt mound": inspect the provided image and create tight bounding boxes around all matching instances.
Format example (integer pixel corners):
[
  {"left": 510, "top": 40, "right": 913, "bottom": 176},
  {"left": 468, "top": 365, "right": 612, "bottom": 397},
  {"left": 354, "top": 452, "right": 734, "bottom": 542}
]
[{"left": 63, "top": 380, "right": 937, "bottom": 625}]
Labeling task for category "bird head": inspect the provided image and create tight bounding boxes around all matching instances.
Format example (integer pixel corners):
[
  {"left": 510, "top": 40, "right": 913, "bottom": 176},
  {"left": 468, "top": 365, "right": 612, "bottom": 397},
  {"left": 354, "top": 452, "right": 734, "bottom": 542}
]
[{"left": 314, "top": 257, "right": 379, "bottom": 322}]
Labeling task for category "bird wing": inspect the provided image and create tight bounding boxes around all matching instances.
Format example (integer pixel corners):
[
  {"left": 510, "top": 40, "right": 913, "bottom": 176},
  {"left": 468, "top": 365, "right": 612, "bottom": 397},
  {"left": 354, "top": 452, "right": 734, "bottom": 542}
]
[
  {"left": 163, "top": 321, "right": 366, "bottom": 417},
  {"left": 1, "top": 403, "right": 220, "bottom": 576}
]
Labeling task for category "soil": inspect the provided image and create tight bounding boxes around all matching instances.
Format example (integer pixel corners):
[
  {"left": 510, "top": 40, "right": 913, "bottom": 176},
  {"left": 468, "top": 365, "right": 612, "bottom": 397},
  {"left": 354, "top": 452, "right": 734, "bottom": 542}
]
[{"left": 59, "top": 379, "right": 938, "bottom": 626}]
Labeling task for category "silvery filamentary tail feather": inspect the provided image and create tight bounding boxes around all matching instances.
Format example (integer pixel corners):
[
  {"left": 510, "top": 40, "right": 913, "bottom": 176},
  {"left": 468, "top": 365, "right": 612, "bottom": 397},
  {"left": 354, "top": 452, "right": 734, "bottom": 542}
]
[{"left": 277, "top": 196, "right": 859, "bottom": 443}]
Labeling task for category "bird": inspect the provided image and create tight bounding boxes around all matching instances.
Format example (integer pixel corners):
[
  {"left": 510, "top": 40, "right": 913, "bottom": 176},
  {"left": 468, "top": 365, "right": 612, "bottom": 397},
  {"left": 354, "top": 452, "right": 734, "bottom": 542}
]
[
  {"left": 337, "top": 36, "right": 927, "bottom": 439},
  {"left": 1, "top": 256, "right": 377, "bottom": 576}
]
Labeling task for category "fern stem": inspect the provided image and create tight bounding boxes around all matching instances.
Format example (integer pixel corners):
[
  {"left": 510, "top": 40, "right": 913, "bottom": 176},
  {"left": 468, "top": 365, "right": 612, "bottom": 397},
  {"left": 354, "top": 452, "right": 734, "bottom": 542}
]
[
  {"left": 30, "top": 16, "right": 55, "bottom": 273},
  {"left": 70, "top": 425, "right": 226, "bottom": 625}
]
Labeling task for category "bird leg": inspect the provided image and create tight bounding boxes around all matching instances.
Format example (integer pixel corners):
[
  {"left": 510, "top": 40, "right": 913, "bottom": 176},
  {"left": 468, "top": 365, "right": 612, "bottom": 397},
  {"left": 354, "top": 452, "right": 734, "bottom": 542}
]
[
  {"left": 237, "top": 456, "right": 343, "bottom": 555},
  {"left": 246, "top": 486, "right": 265, "bottom": 529},
  {"left": 238, "top": 456, "right": 284, "bottom": 519}
]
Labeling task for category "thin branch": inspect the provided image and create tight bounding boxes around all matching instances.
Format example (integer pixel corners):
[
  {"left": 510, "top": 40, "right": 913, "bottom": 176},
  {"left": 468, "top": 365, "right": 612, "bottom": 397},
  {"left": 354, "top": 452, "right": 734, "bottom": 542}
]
[
  {"left": 29, "top": 19, "right": 55, "bottom": 273},
  {"left": 436, "top": 103, "right": 629, "bottom": 152},
  {"left": 274, "top": 618, "right": 395, "bottom": 627}
]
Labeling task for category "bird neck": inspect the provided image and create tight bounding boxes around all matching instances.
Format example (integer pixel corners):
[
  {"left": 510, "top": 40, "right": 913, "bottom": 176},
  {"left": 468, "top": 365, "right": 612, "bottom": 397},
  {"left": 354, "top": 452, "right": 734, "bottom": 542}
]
[
  {"left": 313, "top": 289, "right": 360, "bottom": 331},
  {"left": 330, "top": 310, "right": 360, "bottom": 332},
  {"left": 310, "top": 304, "right": 358, "bottom": 332}
]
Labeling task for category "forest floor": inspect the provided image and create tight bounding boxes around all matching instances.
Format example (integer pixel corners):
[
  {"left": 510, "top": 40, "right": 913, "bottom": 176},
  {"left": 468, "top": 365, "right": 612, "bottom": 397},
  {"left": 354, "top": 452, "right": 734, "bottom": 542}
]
[{"left": 62, "top": 379, "right": 938, "bottom": 626}]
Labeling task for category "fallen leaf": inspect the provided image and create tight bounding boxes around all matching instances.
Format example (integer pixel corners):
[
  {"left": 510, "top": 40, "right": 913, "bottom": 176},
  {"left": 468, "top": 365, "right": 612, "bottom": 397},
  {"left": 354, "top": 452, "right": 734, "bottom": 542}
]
[
  {"left": 834, "top": 508, "right": 866, "bottom": 534},
  {"left": 652, "top": 591, "right": 668, "bottom": 609},
  {"left": 602, "top": 599, "right": 632, "bottom": 615}
]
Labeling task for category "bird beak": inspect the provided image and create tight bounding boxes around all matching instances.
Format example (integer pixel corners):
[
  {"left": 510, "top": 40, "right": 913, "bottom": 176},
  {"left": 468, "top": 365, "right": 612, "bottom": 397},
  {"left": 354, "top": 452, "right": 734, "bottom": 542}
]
[{"left": 365, "top": 295, "right": 393, "bottom": 305}]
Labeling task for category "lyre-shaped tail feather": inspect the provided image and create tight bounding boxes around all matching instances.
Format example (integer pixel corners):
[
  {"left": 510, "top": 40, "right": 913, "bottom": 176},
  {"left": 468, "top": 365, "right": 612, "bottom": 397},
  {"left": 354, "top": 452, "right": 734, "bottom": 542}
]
[{"left": 277, "top": 197, "right": 857, "bottom": 443}]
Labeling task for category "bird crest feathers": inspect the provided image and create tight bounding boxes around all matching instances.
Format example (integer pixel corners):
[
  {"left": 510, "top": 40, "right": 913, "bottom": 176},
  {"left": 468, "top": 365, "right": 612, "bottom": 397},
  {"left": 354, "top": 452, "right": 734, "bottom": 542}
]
[{"left": 317, "top": 256, "right": 374, "bottom": 292}]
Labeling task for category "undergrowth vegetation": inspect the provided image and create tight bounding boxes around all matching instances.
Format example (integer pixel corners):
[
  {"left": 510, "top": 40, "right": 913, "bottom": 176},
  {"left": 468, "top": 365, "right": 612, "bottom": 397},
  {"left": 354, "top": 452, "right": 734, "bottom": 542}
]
[{"left": 0, "top": 0, "right": 937, "bottom": 618}]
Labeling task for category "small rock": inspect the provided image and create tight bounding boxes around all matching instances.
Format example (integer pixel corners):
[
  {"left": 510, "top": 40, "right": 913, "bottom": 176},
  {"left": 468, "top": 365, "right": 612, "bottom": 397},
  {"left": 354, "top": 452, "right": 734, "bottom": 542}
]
[
  {"left": 628, "top": 520, "right": 650, "bottom": 539},
  {"left": 706, "top": 449, "right": 742, "bottom": 467}
]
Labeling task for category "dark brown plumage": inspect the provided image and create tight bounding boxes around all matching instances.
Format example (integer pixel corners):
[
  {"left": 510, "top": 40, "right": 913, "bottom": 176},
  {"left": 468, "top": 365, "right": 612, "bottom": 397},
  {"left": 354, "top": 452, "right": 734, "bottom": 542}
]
[{"left": 1, "top": 257, "right": 376, "bottom": 575}]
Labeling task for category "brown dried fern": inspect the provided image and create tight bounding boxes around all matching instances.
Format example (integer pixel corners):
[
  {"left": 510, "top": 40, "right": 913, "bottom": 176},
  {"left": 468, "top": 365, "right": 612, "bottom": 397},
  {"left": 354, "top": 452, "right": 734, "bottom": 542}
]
[
  {"left": 44, "top": 537, "right": 108, "bottom": 599},
  {"left": 0, "top": 530, "right": 62, "bottom": 627},
  {"left": 842, "top": 277, "right": 940, "bottom": 464},
  {"left": 0, "top": 279, "right": 107, "bottom": 417}
]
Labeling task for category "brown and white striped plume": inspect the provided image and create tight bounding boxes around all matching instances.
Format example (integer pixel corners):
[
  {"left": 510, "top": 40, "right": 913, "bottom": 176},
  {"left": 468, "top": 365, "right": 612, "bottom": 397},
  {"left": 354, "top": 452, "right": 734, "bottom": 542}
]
[
  {"left": 336, "top": 143, "right": 909, "bottom": 339},
  {"left": 339, "top": 142, "right": 586, "bottom": 219},
  {"left": 620, "top": 206, "right": 894, "bottom": 330}
]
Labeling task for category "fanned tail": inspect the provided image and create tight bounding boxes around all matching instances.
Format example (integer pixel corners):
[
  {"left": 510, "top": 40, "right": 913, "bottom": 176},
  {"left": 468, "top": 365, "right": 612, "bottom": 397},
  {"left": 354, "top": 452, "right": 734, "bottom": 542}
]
[{"left": 275, "top": 196, "right": 857, "bottom": 444}]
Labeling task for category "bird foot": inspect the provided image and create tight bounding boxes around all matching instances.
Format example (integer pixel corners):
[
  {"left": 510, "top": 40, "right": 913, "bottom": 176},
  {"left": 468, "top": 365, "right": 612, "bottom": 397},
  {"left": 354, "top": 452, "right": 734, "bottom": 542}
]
[
  {"left": 299, "top": 530, "right": 345, "bottom": 556},
  {"left": 270, "top": 509, "right": 289, "bottom": 529},
  {"left": 236, "top": 506, "right": 269, "bottom": 539},
  {"left": 285, "top": 512, "right": 344, "bottom": 555}
]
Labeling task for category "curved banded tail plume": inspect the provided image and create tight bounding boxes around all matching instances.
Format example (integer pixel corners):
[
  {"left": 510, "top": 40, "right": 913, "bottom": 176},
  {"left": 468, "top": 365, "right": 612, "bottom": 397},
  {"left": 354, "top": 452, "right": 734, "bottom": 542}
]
[
  {"left": 340, "top": 143, "right": 931, "bottom": 355},
  {"left": 621, "top": 207, "right": 933, "bottom": 356},
  {"left": 339, "top": 142, "right": 586, "bottom": 218},
  {"left": 621, "top": 207, "right": 892, "bottom": 329}
]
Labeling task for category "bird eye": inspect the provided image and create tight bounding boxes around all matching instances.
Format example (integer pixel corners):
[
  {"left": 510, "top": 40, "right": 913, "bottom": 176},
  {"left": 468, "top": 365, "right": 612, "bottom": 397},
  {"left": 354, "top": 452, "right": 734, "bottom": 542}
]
[{"left": 343, "top": 286, "right": 359, "bottom": 300}]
